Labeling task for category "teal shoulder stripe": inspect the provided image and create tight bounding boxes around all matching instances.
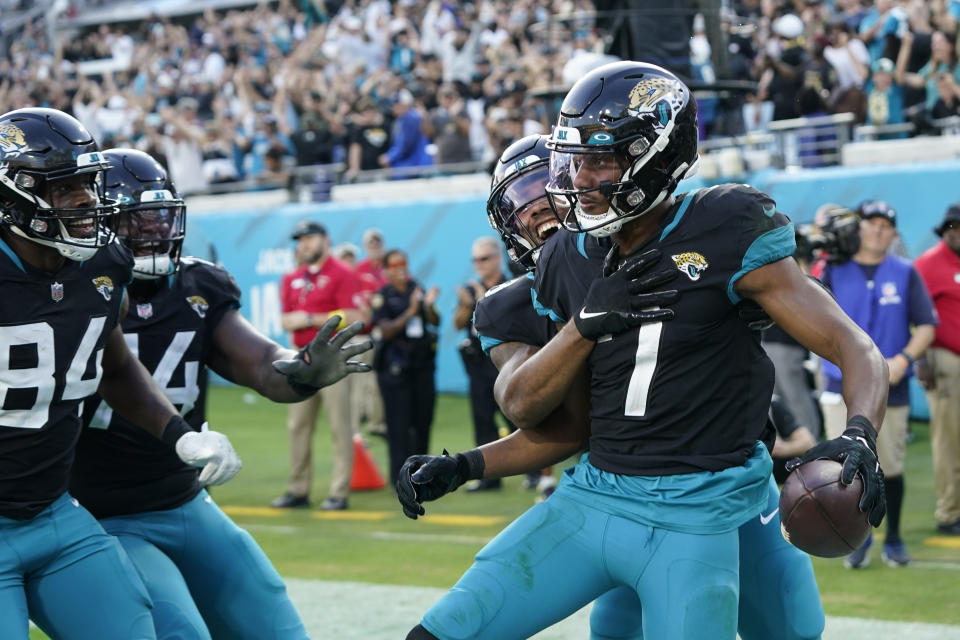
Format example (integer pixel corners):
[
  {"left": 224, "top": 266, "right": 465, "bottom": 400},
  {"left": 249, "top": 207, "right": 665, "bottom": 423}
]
[
  {"left": 727, "top": 224, "right": 796, "bottom": 304},
  {"left": 0, "top": 237, "right": 25, "bottom": 272},
  {"left": 479, "top": 334, "right": 504, "bottom": 355},
  {"left": 530, "top": 287, "right": 564, "bottom": 322},
  {"left": 576, "top": 233, "right": 588, "bottom": 259},
  {"left": 659, "top": 188, "right": 700, "bottom": 241}
]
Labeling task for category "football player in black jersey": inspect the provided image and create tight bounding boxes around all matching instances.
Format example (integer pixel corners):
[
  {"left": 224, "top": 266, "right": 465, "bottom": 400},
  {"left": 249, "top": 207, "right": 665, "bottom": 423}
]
[
  {"left": 0, "top": 108, "right": 243, "bottom": 639},
  {"left": 400, "top": 135, "right": 825, "bottom": 640},
  {"left": 71, "top": 148, "right": 371, "bottom": 640},
  {"left": 401, "top": 63, "right": 888, "bottom": 640}
]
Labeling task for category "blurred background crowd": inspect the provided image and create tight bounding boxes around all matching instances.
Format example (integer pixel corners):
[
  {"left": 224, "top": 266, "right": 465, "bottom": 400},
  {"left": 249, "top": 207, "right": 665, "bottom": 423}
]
[{"left": 6, "top": 0, "right": 960, "bottom": 195}]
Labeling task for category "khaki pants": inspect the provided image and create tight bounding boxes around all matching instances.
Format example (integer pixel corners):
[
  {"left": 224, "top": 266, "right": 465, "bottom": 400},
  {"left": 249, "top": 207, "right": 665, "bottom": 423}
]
[
  {"left": 926, "top": 347, "right": 960, "bottom": 525},
  {"left": 351, "top": 346, "right": 384, "bottom": 433},
  {"left": 820, "top": 392, "right": 908, "bottom": 477},
  {"left": 286, "top": 360, "right": 357, "bottom": 500}
]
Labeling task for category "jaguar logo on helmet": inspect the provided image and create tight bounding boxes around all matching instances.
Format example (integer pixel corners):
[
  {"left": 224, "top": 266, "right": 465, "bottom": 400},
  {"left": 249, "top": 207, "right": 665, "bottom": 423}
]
[
  {"left": 671, "top": 252, "right": 709, "bottom": 281},
  {"left": 628, "top": 77, "right": 677, "bottom": 112},
  {"left": 92, "top": 276, "right": 115, "bottom": 301},
  {"left": 186, "top": 295, "right": 209, "bottom": 318},
  {"left": 0, "top": 124, "right": 27, "bottom": 157}
]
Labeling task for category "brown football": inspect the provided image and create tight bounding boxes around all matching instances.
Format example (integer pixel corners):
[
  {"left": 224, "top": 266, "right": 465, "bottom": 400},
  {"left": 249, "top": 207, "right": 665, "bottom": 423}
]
[{"left": 778, "top": 459, "right": 871, "bottom": 558}]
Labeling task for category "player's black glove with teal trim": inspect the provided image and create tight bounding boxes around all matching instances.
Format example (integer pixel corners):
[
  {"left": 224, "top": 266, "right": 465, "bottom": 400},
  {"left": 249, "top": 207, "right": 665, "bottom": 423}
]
[
  {"left": 574, "top": 248, "right": 679, "bottom": 341},
  {"left": 396, "top": 449, "right": 485, "bottom": 519},
  {"left": 272, "top": 316, "right": 373, "bottom": 395},
  {"left": 786, "top": 415, "right": 886, "bottom": 527}
]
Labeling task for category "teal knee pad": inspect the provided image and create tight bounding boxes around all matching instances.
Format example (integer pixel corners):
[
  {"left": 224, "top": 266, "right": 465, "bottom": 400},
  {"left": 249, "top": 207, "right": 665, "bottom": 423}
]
[{"left": 422, "top": 568, "right": 506, "bottom": 640}]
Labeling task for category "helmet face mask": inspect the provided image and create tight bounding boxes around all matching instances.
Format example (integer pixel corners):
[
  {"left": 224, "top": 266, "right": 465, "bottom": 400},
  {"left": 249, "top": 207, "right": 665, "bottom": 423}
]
[
  {"left": 102, "top": 149, "right": 185, "bottom": 279},
  {"left": 0, "top": 108, "right": 119, "bottom": 261},
  {"left": 486, "top": 135, "right": 557, "bottom": 271},
  {"left": 546, "top": 62, "right": 700, "bottom": 238}
]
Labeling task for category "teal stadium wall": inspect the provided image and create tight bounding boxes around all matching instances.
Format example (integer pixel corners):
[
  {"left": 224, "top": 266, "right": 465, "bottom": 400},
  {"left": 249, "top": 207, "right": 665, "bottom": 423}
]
[{"left": 187, "top": 161, "right": 959, "bottom": 417}]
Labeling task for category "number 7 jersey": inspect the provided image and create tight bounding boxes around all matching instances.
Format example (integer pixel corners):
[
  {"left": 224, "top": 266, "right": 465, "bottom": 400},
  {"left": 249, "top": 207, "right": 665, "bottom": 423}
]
[
  {"left": 533, "top": 184, "right": 795, "bottom": 476},
  {"left": 0, "top": 240, "right": 133, "bottom": 520},
  {"left": 71, "top": 257, "right": 242, "bottom": 519}
]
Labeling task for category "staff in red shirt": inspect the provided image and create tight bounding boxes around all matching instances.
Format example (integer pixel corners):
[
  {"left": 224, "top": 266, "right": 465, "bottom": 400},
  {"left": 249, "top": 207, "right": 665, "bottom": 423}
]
[
  {"left": 272, "top": 221, "right": 365, "bottom": 511},
  {"left": 356, "top": 227, "right": 387, "bottom": 290},
  {"left": 915, "top": 204, "right": 960, "bottom": 535}
]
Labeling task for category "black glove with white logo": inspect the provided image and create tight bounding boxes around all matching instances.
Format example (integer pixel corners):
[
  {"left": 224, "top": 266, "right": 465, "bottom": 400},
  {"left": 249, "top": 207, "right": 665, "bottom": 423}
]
[
  {"left": 574, "top": 248, "right": 679, "bottom": 341},
  {"left": 786, "top": 415, "right": 886, "bottom": 527}
]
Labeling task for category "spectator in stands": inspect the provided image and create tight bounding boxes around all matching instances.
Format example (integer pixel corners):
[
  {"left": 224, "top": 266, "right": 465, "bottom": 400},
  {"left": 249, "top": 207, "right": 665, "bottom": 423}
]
[
  {"left": 372, "top": 249, "right": 440, "bottom": 485},
  {"left": 160, "top": 106, "right": 208, "bottom": 195},
  {"left": 818, "top": 201, "right": 937, "bottom": 568},
  {"left": 903, "top": 29, "right": 960, "bottom": 113},
  {"left": 865, "top": 56, "right": 907, "bottom": 133},
  {"left": 379, "top": 89, "right": 433, "bottom": 174},
  {"left": 914, "top": 205, "right": 960, "bottom": 536},
  {"left": 859, "top": 0, "right": 910, "bottom": 62},
  {"left": 823, "top": 20, "right": 871, "bottom": 97},
  {"left": 345, "top": 98, "right": 392, "bottom": 182},
  {"left": 756, "top": 13, "right": 808, "bottom": 121},
  {"left": 423, "top": 84, "right": 473, "bottom": 167},
  {"left": 930, "top": 70, "right": 960, "bottom": 119}
]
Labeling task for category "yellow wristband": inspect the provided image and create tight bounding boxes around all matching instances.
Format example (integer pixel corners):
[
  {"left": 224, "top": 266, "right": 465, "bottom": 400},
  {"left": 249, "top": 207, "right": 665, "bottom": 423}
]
[{"left": 326, "top": 309, "right": 348, "bottom": 330}]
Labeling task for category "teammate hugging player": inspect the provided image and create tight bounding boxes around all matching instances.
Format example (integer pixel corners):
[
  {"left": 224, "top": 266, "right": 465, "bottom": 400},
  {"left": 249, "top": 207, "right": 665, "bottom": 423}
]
[
  {"left": 70, "top": 148, "right": 372, "bottom": 639},
  {"left": 398, "top": 62, "right": 889, "bottom": 640}
]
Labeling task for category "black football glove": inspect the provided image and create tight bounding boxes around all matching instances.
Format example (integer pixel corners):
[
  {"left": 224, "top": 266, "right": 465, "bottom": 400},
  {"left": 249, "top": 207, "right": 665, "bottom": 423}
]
[
  {"left": 786, "top": 415, "right": 886, "bottom": 527},
  {"left": 396, "top": 449, "right": 485, "bottom": 520},
  {"left": 272, "top": 316, "right": 373, "bottom": 395},
  {"left": 574, "top": 248, "right": 679, "bottom": 341}
]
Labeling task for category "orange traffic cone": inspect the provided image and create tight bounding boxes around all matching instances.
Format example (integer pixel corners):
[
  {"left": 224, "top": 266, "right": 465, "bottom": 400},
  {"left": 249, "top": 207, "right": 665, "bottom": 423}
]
[{"left": 350, "top": 434, "right": 386, "bottom": 490}]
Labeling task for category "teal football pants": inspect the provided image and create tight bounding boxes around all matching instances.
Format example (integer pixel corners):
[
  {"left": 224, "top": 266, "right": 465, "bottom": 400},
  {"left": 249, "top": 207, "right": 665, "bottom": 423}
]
[
  {"left": 100, "top": 490, "right": 307, "bottom": 640},
  {"left": 421, "top": 490, "right": 741, "bottom": 640},
  {"left": 588, "top": 476, "right": 825, "bottom": 640},
  {"left": 0, "top": 492, "right": 154, "bottom": 640}
]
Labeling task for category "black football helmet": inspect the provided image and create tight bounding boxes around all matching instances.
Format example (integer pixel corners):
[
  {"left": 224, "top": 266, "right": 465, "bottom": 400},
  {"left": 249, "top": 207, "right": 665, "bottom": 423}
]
[
  {"left": 102, "top": 149, "right": 185, "bottom": 279},
  {"left": 546, "top": 61, "right": 699, "bottom": 237},
  {"left": 486, "top": 134, "right": 556, "bottom": 270},
  {"left": 0, "top": 107, "right": 117, "bottom": 261}
]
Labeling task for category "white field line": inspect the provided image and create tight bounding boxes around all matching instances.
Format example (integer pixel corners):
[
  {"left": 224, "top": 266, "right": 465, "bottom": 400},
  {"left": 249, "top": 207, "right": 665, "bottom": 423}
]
[{"left": 284, "top": 578, "right": 960, "bottom": 640}]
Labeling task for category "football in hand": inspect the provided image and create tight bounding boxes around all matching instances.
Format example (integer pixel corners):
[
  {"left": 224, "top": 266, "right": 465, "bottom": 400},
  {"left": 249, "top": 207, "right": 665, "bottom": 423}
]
[{"left": 778, "top": 459, "right": 871, "bottom": 558}]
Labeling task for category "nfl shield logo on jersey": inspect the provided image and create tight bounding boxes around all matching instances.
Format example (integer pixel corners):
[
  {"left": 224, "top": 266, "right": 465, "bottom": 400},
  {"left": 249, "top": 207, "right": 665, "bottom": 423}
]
[
  {"left": 186, "top": 295, "right": 209, "bottom": 318},
  {"left": 92, "top": 276, "right": 114, "bottom": 301},
  {"left": 50, "top": 281, "right": 64, "bottom": 302},
  {"left": 136, "top": 303, "right": 153, "bottom": 319}
]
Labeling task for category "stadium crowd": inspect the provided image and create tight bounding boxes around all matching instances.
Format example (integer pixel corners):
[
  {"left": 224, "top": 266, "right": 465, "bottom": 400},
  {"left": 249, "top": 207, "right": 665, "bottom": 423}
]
[{"left": 4, "top": 0, "right": 960, "bottom": 195}]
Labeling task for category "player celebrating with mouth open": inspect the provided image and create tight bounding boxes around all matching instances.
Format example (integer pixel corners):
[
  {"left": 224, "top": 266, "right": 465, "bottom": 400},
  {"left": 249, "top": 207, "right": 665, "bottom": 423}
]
[{"left": 400, "top": 62, "right": 888, "bottom": 640}]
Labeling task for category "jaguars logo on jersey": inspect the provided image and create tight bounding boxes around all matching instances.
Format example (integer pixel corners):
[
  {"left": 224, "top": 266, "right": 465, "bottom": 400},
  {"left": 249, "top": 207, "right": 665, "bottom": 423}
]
[
  {"left": 0, "top": 123, "right": 27, "bottom": 158},
  {"left": 92, "top": 276, "right": 114, "bottom": 301},
  {"left": 186, "top": 295, "right": 209, "bottom": 318},
  {"left": 671, "top": 252, "right": 709, "bottom": 282}
]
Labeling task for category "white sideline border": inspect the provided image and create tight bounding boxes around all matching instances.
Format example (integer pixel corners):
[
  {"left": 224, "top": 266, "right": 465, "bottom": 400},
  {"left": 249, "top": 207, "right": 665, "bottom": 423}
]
[{"left": 285, "top": 578, "right": 960, "bottom": 640}]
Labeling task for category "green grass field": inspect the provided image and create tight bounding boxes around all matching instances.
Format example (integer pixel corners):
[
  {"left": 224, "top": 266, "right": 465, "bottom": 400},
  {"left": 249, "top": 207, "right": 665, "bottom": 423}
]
[{"left": 29, "top": 386, "right": 960, "bottom": 637}]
